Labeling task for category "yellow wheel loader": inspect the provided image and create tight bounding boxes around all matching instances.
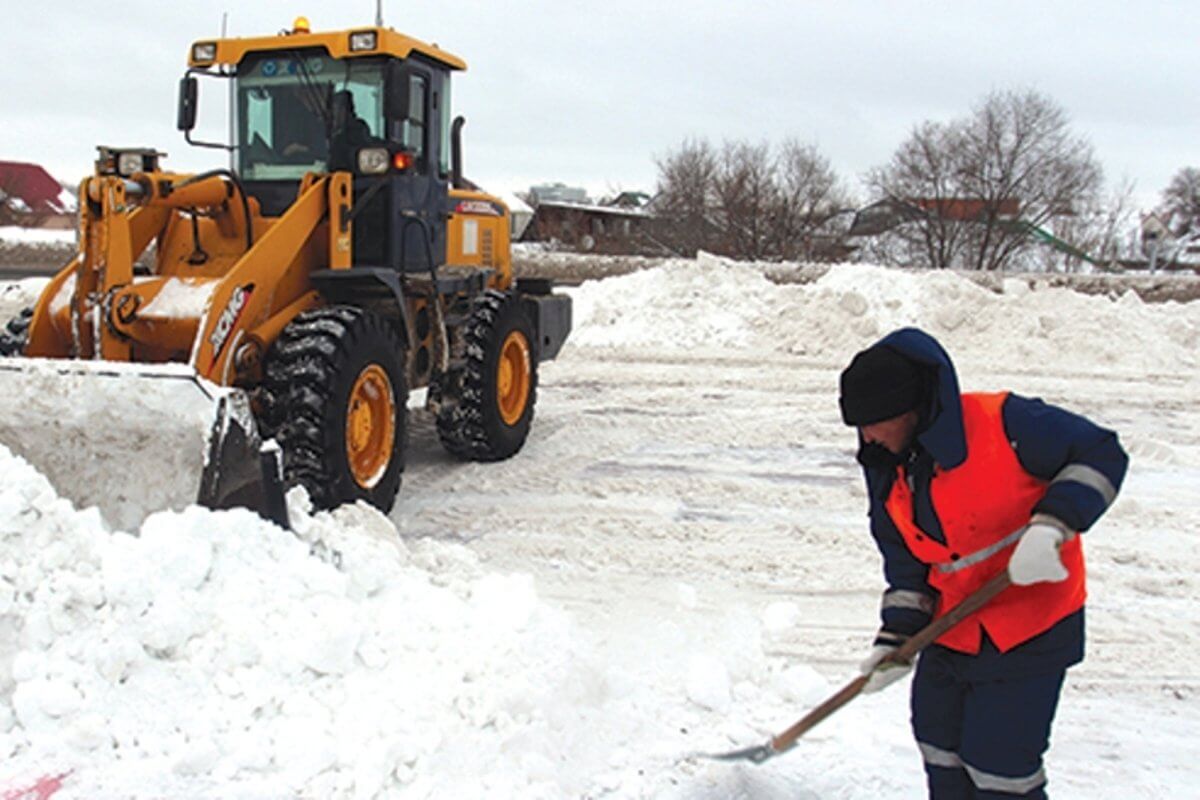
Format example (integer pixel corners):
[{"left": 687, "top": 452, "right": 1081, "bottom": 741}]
[{"left": 0, "top": 19, "right": 571, "bottom": 528}]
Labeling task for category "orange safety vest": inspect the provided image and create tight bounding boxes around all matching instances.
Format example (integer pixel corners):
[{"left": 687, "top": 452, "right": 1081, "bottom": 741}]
[{"left": 884, "top": 391, "right": 1086, "bottom": 654}]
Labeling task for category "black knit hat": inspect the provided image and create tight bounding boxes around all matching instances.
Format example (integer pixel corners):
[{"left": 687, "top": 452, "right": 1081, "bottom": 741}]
[{"left": 839, "top": 344, "right": 923, "bottom": 426}]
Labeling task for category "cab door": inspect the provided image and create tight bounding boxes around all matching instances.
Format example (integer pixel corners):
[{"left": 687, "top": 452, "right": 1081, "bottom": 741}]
[{"left": 387, "top": 62, "right": 447, "bottom": 272}]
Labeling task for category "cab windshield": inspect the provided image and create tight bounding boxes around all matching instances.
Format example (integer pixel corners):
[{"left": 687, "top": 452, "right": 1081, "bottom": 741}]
[{"left": 235, "top": 50, "right": 385, "bottom": 181}]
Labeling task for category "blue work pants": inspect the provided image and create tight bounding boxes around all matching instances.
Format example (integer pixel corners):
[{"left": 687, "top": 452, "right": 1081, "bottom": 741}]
[{"left": 910, "top": 644, "right": 1066, "bottom": 799}]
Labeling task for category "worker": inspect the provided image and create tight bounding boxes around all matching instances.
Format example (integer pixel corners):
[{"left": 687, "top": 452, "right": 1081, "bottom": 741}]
[
  {"left": 328, "top": 90, "right": 377, "bottom": 169},
  {"left": 838, "top": 327, "right": 1127, "bottom": 799}
]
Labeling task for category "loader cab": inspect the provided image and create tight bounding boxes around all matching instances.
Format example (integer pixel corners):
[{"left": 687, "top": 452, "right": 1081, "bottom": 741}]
[
  {"left": 227, "top": 47, "right": 452, "bottom": 272},
  {"left": 182, "top": 27, "right": 471, "bottom": 271}
]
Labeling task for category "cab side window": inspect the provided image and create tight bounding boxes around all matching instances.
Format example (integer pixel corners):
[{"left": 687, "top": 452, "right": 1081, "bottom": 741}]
[{"left": 402, "top": 75, "right": 428, "bottom": 167}]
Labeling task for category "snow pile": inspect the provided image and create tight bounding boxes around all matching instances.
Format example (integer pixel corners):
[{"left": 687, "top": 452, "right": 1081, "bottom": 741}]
[
  {"left": 0, "top": 446, "right": 837, "bottom": 798},
  {"left": 0, "top": 449, "right": 593, "bottom": 796},
  {"left": 570, "top": 256, "right": 1200, "bottom": 372},
  {"left": 779, "top": 263, "right": 1200, "bottom": 371},
  {"left": 570, "top": 253, "right": 776, "bottom": 349}
]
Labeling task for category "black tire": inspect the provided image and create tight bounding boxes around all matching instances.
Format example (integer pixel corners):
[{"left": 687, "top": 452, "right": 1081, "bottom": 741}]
[
  {"left": 259, "top": 306, "right": 408, "bottom": 512},
  {"left": 436, "top": 290, "right": 537, "bottom": 461},
  {"left": 0, "top": 307, "right": 33, "bottom": 356}
]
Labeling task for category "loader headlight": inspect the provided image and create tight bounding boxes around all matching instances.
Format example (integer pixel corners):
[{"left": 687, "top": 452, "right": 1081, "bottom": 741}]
[
  {"left": 192, "top": 42, "right": 217, "bottom": 63},
  {"left": 349, "top": 31, "right": 378, "bottom": 52},
  {"left": 357, "top": 147, "right": 390, "bottom": 175},
  {"left": 117, "top": 152, "right": 146, "bottom": 177}
]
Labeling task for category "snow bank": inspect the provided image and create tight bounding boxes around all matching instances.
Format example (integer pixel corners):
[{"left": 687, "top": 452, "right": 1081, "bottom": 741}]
[
  {"left": 0, "top": 446, "right": 832, "bottom": 798},
  {"left": 571, "top": 254, "right": 771, "bottom": 350},
  {"left": 570, "top": 255, "right": 1200, "bottom": 373},
  {"left": 0, "top": 448, "right": 592, "bottom": 796},
  {"left": 0, "top": 227, "right": 75, "bottom": 247}
]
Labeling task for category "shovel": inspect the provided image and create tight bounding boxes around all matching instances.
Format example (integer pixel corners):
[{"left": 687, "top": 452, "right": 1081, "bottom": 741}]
[{"left": 704, "top": 570, "right": 1012, "bottom": 764}]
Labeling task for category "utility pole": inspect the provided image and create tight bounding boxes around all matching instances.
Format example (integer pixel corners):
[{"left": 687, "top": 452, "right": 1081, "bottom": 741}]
[{"left": 376, "top": 1, "right": 384, "bottom": 26}]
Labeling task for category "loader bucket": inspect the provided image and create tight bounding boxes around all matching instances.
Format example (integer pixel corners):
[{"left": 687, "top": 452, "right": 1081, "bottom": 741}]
[{"left": 0, "top": 358, "right": 287, "bottom": 530}]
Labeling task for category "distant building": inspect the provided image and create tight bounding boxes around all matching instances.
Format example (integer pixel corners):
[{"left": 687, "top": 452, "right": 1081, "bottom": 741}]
[
  {"left": 521, "top": 199, "right": 655, "bottom": 254},
  {"left": 1134, "top": 213, "right": 1200, "bottom": 273},
  {"left": 0, "top": 161, "right": 76, "bottom": 228},
  {"left": 521, "top": 183, "right": 665, "bottom": 253}
]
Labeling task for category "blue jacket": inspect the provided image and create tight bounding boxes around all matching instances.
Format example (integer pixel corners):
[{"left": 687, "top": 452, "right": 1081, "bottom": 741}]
[{"left": 860, "top": 328, "right": 1129, "bottom": 677}]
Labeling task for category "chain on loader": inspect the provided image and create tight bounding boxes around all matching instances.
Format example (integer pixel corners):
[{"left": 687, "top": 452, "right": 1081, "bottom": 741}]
[{"left": 0, "top": 18, "right": 571, "bottom": 530}]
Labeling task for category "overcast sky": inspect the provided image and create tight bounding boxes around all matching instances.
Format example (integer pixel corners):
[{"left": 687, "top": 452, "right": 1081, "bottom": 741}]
[{"left": 1, "top": 1, "right": 1195, "bottom": 211}]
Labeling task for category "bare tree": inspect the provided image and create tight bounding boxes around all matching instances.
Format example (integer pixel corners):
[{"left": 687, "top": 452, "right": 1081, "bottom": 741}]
[
  {"left": 1161, "top": 167, "right": 1200, "bottom": 236},
  {"left": 653, "top": 136, "right": 850, "bottom": 261},
  {"left": 711, "top": 140, "right": 778, "bottom": 260},
  {"left": 866, "top": 90, "right": 1105, "bottom": 271},
  {"left": 864, "top": 121, "right": 971, "bottom": 270},
  {"left": 651, "top": 138, "right": 719, "bottom": 256},
  {"left": 957, "top": 90, "right": 1103, "bottom": 271},
  {"left": 771, "top": 140, "right": 852, "bottom": 260}
]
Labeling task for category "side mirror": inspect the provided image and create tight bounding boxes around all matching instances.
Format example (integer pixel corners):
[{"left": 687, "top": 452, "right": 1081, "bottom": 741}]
[{"left": 177, "top": 77, "right": 198, "bottom": 132}]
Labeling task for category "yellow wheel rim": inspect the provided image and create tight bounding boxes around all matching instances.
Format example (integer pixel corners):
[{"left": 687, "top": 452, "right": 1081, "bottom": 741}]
[
  {"left": 345, "top": 364, "right": 396, "bottom": 489},
  {"left": 496, "top": 330, "right": 531, "bottom": 426}
]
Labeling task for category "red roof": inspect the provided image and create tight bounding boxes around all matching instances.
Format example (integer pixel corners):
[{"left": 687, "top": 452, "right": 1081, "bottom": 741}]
[
  {"left": 0, "top": 161, "right": 73, "bottom": 215},
  {"left": 909, "top": 197, "right": 1021, "bottom": 221}
]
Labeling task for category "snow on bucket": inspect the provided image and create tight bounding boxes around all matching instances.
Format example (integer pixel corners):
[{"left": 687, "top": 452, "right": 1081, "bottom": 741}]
[{"left": 0, "top": 357, "right": 262, "bottom": 530}]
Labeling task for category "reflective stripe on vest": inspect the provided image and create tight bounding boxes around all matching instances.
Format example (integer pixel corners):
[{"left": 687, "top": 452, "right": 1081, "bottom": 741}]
[
  {"left": 934, "top": 526, "right": 1026, "bottom": 574},
  {"left": 884, "top": 391, "right": 1087, "bottom": 654},
  {"left": 882, "top": 588, "right": 935, "bottom": 612}
]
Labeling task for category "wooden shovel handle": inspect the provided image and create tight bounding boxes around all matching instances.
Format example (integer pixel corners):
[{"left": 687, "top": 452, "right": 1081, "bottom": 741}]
[
  {"left": 769, "top": 570, "right": 1011, "bottom": 753},
  {"left": 894, "top": 571, "right": 1011, "bottom": 662}
]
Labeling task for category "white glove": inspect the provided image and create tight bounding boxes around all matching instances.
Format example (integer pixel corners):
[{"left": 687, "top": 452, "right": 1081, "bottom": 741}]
[
  {"left": 859, "top": 642, "right": 913, "bottom": 694},
  {"left": 1008, "top": 517, "right": 1070, "bottom": 586}
]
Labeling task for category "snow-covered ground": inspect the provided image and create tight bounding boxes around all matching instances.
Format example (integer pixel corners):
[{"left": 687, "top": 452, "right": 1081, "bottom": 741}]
[
  {"left": 0, "top": 258, "right": 1197, "bottom": 797},
  {"left": 0, "top": 227, "right": 74, "bottom": 247}
]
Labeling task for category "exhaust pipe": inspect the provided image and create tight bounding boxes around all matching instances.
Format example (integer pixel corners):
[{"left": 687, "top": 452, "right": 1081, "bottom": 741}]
[{"left": 450, "top": 116, "right": 478, "bottom": 191}]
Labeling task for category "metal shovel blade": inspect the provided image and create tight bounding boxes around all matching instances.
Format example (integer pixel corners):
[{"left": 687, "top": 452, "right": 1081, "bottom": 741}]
[
  {"left": 700, "top": 739, "right": 790, "bottom": 764},
  {"left": 697, "top": 573, "right": 1013, "bottom": 769}
]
